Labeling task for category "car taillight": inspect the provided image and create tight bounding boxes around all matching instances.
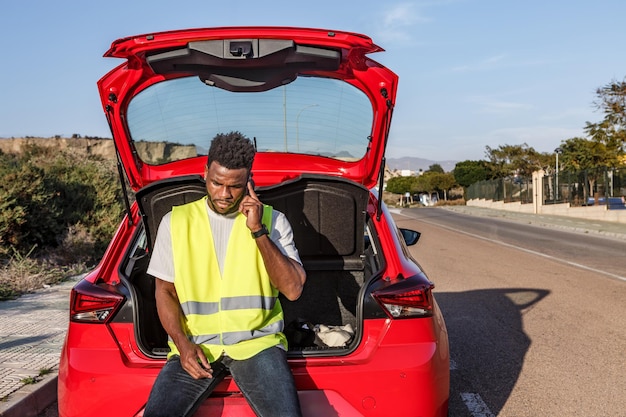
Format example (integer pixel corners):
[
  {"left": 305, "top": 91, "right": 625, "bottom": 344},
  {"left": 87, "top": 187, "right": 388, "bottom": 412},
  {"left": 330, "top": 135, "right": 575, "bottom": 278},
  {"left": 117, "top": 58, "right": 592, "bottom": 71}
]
[
  {"left": 70, "top": 279, "right": 125, "bottom": 323},
  {"left": 372, "top": 280, "right": 434, "bottom": 318}
]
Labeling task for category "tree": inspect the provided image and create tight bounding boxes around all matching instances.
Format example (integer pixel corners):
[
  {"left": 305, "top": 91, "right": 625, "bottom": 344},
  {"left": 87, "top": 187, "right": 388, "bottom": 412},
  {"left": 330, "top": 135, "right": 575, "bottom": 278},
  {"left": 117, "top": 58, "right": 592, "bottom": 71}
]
[
  {"left": 548, "top": 78, "right": 626, "bottom": 203},
  {"left": 484, "top": 143, "right": 550, "bottom": 178},
  {"left": 410, "top": 172, "right": 456, "bottom": 201},
  {"left": 589, "top": 79, "right": 626, "bottom": 161},
  {"left": 427, "top": 172, "right": 456, "bottom": 200},
  {"left": 412, "top": 174, "right": 431, "bottom": 194},
  {"left": 385, "top": 176, "right": 416, "bottom": 195},
  {"left": 558, "top": 137, "right": 610, "bottom": 201},
  {"left": 583, "top": 120, "right": 625, "bottom": 167},
  {"left": 427, "top": 163, "right": 444, "bottom": 173},
  {"left": 594, "top": 79, "right": 626, "bottom": 129},
  {"left": 453, "top": 160, "right": 490, "bottom": 188}
]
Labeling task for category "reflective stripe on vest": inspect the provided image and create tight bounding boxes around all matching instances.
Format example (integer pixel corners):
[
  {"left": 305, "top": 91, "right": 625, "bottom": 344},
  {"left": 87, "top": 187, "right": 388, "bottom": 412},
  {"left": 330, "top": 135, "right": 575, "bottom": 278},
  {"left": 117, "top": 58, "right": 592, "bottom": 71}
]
[
  {"left": 189, "top": 320, "right": 284, "bottom": 346},
  {"left": 169, "top": 197, "right": 286, "bottom": 361},
  {"left": 181, "top": 296, "right": 278, "bottom": 315}
]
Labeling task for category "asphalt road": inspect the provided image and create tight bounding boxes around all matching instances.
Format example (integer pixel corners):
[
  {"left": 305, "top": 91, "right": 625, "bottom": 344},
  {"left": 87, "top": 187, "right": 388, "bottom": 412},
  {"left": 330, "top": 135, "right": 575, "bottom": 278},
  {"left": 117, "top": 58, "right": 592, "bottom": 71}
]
[
  {"left": 39, "top": 207, "right": 626, "bottom": 416},
  {"left": 402, "top": 207, "right": 626, "bottom": 282},
  {"left": 395, "top": 207, "right": 626, "bottom": 417}
]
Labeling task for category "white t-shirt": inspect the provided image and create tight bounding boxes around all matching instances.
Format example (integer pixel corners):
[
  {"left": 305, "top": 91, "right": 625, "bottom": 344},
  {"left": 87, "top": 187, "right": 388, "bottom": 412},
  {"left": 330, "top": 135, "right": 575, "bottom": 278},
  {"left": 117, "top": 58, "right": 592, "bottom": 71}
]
[{"left": 147, "top": 201, "right": 302, "bottom": 283}]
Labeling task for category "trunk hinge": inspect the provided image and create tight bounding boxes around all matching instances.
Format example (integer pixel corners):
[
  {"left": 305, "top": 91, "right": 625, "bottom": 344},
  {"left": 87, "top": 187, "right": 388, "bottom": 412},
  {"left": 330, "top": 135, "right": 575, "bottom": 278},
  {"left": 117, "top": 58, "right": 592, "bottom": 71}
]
[
  {"left": 376, "top": 87, "right": 394, "bottom": 221},
  {"left": 105, "top": 103, "right": 134, "bottom": 227}
]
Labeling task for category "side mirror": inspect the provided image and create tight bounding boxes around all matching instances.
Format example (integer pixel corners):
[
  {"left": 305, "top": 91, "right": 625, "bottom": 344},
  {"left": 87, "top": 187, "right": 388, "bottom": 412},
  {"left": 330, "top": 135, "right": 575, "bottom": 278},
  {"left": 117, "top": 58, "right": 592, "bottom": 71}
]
[{"left": 400, "top": 228, "right": 421, "bottom": 246}]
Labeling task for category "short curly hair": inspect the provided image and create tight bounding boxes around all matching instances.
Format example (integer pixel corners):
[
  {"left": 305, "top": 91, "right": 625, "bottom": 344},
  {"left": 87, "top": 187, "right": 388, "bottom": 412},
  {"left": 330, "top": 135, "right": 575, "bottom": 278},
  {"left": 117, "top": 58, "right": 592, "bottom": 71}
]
[{"left": 207, "top": 131, "right": 256, "bottom": 171}]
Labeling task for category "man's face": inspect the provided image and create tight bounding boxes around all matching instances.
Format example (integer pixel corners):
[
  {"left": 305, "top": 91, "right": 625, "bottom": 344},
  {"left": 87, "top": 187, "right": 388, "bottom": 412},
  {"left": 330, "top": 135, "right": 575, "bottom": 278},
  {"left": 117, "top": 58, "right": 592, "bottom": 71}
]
[{"left": 204, "top": 161, "right": 249, "bottom": 215}]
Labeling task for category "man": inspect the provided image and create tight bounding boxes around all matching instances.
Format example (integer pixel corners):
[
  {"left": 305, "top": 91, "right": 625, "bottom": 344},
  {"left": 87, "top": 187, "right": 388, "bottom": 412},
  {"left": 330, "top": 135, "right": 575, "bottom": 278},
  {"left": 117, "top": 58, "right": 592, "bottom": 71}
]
[{"left": 144, "top": 133, "right": 306, "bottom": 417}]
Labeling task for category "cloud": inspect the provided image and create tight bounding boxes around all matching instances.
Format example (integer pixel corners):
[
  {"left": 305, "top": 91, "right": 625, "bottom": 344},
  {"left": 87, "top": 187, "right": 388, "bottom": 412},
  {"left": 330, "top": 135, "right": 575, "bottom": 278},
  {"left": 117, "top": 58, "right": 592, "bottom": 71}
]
[
  {"left": 466, "top": 94, "right": 532, "bottom": 114},
  {"left": 374, "top": 3, "right": 430, "bottom": 43},
  {"left": 538, "top": 107, "right": 596, "bottom": 122},
  {"left": 383, "top": 3, "right": 429, "bottom": 27},
  {"left": 451, "top": 54, "right": 508, "bottom": 72},
  {"left": 451, "top": 54, "right": 554, "bottom": 73}
]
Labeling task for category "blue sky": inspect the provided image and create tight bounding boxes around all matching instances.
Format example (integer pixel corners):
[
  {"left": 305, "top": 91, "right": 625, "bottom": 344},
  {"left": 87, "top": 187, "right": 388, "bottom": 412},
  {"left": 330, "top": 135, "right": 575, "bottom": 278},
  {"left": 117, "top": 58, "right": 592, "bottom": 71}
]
[{"left": 1, "top": 0, "right": 625, "bottom": 162}]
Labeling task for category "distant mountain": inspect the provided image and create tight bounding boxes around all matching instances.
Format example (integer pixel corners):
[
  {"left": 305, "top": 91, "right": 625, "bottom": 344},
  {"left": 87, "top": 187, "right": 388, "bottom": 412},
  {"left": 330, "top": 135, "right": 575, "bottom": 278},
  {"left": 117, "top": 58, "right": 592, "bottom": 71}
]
[{"left": 386, "top": 157, "right": 457, "bottom": 173}]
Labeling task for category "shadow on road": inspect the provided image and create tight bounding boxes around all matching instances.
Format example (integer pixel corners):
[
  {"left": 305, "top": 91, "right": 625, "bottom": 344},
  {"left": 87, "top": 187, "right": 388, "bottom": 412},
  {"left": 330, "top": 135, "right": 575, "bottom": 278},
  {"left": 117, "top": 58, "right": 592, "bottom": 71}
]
[{"left": 436, "top": 288, "right": 550, "bottom": 416}]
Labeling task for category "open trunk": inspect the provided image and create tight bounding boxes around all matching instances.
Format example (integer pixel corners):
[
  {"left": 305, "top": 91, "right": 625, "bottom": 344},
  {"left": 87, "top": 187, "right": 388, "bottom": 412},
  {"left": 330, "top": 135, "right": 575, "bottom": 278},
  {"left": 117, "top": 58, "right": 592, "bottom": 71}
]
[{"left": 125, "top": 174, "right": 376, "bottom": 357}]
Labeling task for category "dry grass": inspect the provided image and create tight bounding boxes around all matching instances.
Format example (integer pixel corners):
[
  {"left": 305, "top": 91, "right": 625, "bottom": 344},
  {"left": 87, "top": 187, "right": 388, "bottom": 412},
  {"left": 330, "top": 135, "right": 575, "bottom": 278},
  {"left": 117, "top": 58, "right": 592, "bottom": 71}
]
[
  {"left": 0, "top": 250, "right": 60, "bottom": 299},
  {"left": 434, "top": 199, "right": 466, "bottom": 206},
  {"left": 0, "top": 256, "right": 87, "bottom": 300},
  {"left": 0, "top": 230, "right": 91, "bottom": 300}
]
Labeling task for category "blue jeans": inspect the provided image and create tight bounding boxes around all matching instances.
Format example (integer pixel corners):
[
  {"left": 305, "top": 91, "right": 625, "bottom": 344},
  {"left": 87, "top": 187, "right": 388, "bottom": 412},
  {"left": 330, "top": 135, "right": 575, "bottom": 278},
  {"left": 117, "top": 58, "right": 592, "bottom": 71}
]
[{"left": 144, "top": 346, "right": 302, "bottom": 417}]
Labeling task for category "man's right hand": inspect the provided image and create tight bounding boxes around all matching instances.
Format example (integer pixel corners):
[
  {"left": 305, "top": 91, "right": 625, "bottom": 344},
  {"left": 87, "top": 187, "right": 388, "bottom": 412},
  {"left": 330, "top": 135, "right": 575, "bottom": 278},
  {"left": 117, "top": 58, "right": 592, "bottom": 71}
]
[
  {"left": 179, "top": 340, "right": 213, "bottom": 379},
  {"left": 155, "top": 279, "right": 213, "bottom": 379}
]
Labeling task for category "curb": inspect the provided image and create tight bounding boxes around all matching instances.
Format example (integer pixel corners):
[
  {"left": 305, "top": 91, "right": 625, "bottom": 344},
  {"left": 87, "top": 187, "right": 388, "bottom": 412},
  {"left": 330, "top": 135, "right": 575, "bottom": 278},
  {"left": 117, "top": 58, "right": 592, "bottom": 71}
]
[{"left": 0, "top": 372, "right": 57, "bottom": 417}]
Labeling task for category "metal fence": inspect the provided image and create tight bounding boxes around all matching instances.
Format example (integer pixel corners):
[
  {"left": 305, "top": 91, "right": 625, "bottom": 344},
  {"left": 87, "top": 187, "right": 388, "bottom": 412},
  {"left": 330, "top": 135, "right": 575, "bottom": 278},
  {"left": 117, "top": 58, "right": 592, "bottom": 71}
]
[
  {"left": 465, "top": 167, "right": 626, "bottom": 208},
  {"left": 543, "top": 167, "right": 626, "bottom": 208},
  {"left": 466, "top": 177, "right": 533, "bottom": 204}
]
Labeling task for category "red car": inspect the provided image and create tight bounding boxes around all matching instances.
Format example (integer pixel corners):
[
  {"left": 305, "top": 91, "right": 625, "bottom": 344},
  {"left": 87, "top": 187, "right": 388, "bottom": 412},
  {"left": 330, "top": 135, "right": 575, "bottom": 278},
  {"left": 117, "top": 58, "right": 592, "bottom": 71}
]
[{"left": 58, "top": 26, "right": 449, "bottom": 416}]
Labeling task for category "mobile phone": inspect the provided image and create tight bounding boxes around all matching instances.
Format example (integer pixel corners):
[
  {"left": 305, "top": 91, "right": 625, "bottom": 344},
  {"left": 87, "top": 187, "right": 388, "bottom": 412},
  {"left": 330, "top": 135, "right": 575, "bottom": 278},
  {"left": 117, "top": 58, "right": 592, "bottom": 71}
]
[{"left": 246, "top": 175, "right": 255, "bottom": 195}]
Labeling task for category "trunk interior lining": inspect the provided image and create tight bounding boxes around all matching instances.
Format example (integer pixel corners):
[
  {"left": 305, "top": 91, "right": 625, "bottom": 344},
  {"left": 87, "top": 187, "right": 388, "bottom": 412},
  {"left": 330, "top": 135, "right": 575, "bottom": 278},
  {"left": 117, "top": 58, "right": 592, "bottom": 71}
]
[{"left": 130, "top": 174, "right": 371, "bottom": 355}]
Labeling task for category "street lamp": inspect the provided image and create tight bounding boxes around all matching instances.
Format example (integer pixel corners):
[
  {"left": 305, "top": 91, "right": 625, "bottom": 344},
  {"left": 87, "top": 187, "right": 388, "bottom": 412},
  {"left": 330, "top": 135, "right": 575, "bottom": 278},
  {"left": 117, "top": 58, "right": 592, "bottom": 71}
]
[
  {"left": 296, "top": 104, "right": 318, "bottom": 152},
  {"left": 554, "top": 147, "right": 563, "bottom": 200}
]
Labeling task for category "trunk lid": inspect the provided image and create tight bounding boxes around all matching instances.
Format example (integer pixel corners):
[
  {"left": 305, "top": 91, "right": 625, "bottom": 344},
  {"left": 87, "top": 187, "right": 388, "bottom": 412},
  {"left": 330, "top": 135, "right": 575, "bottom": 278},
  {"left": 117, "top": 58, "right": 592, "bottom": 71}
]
[{"left": 98, "top": 26, "right": 398, "bottom": 191}]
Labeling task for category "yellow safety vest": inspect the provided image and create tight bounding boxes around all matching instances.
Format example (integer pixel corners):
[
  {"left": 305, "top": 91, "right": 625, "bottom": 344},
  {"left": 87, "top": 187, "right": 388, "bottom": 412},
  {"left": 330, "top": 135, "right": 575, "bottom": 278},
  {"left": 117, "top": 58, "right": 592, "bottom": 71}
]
[{"left": 169, "top": 197, "right": 286, "bottom": 362}]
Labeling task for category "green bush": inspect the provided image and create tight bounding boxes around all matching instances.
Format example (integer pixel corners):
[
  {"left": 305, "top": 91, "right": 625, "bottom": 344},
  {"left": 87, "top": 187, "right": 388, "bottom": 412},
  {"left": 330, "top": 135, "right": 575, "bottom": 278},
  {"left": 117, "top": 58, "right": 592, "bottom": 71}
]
[
  {"left": 0, "top": 145, "right": 124, "bottom": 265},
  {"left": 0, "top": 151, "right": 63, "bottom": 254}
]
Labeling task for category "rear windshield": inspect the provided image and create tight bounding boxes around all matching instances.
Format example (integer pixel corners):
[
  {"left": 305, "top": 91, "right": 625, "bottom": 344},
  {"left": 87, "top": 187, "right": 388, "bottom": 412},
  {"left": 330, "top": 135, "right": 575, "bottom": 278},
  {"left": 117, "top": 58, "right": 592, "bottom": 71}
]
[{"left": 126, "top": 76, "right": 373, "bottom": 165}]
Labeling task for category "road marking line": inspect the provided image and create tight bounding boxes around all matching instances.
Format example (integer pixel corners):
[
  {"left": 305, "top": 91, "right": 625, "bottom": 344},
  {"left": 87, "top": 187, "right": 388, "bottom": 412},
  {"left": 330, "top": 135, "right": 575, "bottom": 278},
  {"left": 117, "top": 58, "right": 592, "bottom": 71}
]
[
  {"left": 394, "top": 210, "right": 626, "bottom": 283},
  {"left": 461, "top": 226, "right": 626, "bottom": 283},
  {"left": 460, "top": 393, "right": 495, "bottom": 417}
]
